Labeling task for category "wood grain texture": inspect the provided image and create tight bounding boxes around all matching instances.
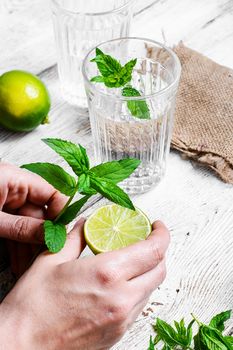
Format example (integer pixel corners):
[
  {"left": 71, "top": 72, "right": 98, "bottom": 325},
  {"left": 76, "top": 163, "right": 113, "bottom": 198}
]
[{"left": 0, "top": 1, "right": 233, "bottom": 349}]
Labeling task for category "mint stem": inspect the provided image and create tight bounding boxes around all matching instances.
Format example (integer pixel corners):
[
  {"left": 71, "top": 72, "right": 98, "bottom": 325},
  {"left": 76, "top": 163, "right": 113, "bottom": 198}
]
[
  {"left": 54, "top": 187, "right": 77, "bottom": 223},
  {"left": 191, "top": 313, "right": 201, "bottom": 327}
]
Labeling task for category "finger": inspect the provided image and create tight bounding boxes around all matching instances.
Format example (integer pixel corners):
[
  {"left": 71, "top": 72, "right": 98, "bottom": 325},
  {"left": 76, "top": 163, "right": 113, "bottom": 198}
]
[
  {"left": 95, "top": 221, "right": 170, "bottom": 281},
  {"left": 128, "top": 260, "right": 166, "bottom": 300},
  {"left": 51, "top": 218, "right": 86, "bottom": 264},
  {"left": 17, "top": 203, "right": 45, "bottom": 219},
  {"left": 0, "top": 211, "right": 44, "bottom": 243},
  {"left": 4, "top": 164, "right": 67, "bottom": 218}
]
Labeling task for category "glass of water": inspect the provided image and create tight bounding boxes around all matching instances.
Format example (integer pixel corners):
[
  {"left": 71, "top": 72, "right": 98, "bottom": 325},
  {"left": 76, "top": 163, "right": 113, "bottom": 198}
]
[
  {"left": 83, "top": 37, "right": 181, "bottom": 194},
  {"left": 51, "top": 0, "right": 134, "bottom": 111}
]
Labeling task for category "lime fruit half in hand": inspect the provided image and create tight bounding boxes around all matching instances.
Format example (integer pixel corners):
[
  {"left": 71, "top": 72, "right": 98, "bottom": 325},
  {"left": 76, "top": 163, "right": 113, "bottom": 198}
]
[
  {"left": 84, "top": 204, "right": 151, "bottom": 254},
  {"left": 0, "top": 70, "right": 50, "bottom": 132}
]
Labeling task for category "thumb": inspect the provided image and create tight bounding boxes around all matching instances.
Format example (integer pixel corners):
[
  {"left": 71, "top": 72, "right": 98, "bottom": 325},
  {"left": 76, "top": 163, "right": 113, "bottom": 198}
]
[
  {"left": 52, "top": 218, "right": 86, "bottom": 264},
  {"left": 0, "top": 211, "right": 44, "bottom": 243}
]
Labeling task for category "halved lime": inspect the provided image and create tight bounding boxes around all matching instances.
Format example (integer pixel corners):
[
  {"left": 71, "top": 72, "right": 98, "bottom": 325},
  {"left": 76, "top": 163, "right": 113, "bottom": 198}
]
[{"left": 84, "top": 204, "right": 151, "bottom": 254}]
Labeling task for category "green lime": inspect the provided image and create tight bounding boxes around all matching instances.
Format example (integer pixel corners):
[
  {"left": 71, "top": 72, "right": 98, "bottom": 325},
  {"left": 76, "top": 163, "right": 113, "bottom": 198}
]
[
  {"left": 84, "top": 204, "right": 151, "bottom": 254},
  {"left": 0, "top": 70, "right": 51, "bottom": 132}
]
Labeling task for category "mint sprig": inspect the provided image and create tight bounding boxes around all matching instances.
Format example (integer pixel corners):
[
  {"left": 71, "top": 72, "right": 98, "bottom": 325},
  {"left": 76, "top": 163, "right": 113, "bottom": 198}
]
[
  {"left": 149, "top": 310, "right": 232, "bottom": 350},
  {"left": 22, "top": 138, "right": 140, "bottom": 253},
  {"left": 90, "top": 48, "right": 151, "bottom": 120},
  {"left": 122, "top": 86, "right": 150, "bottom": 120}
]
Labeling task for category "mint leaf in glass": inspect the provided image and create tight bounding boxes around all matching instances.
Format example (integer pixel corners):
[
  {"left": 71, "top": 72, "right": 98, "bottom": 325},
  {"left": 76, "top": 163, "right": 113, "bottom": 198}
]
[
  {"left": 21, "top": 162, "right": 76, "bottom": 196},
  {"left": 44, "top": 220, "right": 66, "bottom": 253},
  {"left": 90, "top": 48, "right": 137, "bottom": 88},
  {"left": 122, "top": 86, "right": 150, "bottom": 120}
]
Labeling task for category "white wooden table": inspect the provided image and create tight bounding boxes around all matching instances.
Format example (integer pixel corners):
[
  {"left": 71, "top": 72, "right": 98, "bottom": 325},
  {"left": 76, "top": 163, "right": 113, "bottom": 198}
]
[{"left": 0, "top": 1, "right": 233, "bottom": 348}]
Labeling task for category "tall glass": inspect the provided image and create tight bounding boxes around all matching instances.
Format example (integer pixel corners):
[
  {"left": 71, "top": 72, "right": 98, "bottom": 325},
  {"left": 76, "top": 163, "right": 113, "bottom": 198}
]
[
  {"left": 83, "top": 38, "right": 181, "bottom": 194},
  {"left": 51, "top": 0, "right": 134, "bottom": 110}
]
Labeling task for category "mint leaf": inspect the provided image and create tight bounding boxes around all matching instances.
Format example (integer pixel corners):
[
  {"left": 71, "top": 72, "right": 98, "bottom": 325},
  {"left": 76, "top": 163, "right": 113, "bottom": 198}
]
[
  {"left": 187, "top": 319, "right": 195, "bottom": 346},
  {"left": 120, "top": 59, "right": 137, "bottom": 86},
  {"left": 58, "top": 195, "right": 91, "bottom": 225},
  {"left": 148, "top": 336, "right": 155, "bottom": 350},
  {"left": 90, "top": 76, "right": 105, "bottom": 83},
  {"left": 96, "top": 47, "right": 104, "bottom": 56},
  {"left": 224, "top": 336, "right": 233, "bottom": 346},
  {"left": 90, "top": 176, "right": 135, "bottom": 210},
  {"left": 78, "top": 173, "right": 96, "bottom": 195},
  {"left": 154, "top": 318, "right": 181, "bottom": 348},
  {"left": 91, "top": 50, "right": 122, "bottom": 78},
  {"left": 154, "top": 318, "right": 194, "bottom": 349},
  {"left": 42, "top": 138, "right": 89, "bottom": 176},
  {"left": 195, "top": 325, "right": 230, "bottom": 350},
  {"left": 209, "top": 310, "right": 231, "bottom": 332},
  {"left": 90, "top": 48, "right": 137, "bottom": 88},
  {"left": 44, "top": 220, "right": 66, "bottom": 253},
  {"left": 90, "top": 158, "right": 140, "bottom": 184},
  {"left": 162, "top": 345, "right": 171, "bottom": 350},
  {"left": 122, "top": 86, "right": 150, "bottom": 119},
  {"left": 21, "top": 162, "right": 76, "bottom": 196}
]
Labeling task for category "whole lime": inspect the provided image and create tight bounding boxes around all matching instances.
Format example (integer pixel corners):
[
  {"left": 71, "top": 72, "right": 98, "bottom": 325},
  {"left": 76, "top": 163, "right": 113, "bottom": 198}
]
[{"left": 0, "top": 70, "right": 51, "bottom": 132}]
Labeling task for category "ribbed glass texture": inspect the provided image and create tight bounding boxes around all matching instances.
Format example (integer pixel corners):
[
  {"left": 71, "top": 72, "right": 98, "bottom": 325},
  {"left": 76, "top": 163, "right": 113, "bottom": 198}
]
[
  {"left": 83, "top": 38, "right": 181, "bottom": 194},
  {"left": 51, "top": 0, "right": 133, "bottom": 110}
]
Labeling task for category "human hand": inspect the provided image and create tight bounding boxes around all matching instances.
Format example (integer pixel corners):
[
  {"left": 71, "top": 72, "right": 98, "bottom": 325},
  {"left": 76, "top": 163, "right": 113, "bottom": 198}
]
[
  {"left": 0, "top": 162, "right": 67, "bottom": 275},
  {"left": 0, "top": 219, "right": 169, "bottom": 350}
]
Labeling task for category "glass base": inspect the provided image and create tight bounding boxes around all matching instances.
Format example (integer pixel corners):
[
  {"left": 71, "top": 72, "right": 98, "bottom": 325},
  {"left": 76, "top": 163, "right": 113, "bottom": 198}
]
[
  {"left": 61, "top": 87, "right": 88, "bottom": 114},
  {"left": 121, "top": 171, "right": 165, "bottom": 194}
]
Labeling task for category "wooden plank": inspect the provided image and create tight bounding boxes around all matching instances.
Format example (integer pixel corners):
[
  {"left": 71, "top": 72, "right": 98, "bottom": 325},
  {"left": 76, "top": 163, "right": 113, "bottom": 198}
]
[{"left": 0, "top": 1, "right": 233, "bottom": 349}]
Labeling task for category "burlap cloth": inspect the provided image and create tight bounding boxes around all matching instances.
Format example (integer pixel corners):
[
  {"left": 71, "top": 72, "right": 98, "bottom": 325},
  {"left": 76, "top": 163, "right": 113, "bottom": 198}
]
[{"left": 172, "top": 42, "right": 233, "bottom": 184}]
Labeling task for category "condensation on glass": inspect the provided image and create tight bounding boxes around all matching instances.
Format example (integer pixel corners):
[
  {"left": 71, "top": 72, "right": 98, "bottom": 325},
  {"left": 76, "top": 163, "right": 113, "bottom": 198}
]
[
  {"left": 83, "top": 38, "right": 181, "bottom": 194},
  {"left": 51, "top": 0, "right": 134, "bottom": 110}
]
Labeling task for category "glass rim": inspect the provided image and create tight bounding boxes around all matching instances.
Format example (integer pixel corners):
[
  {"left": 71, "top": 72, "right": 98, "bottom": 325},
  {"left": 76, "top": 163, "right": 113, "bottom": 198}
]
[
  {"left": 51, "top": 0, "right": 135, "bottom": 16},
  {"left": 82, "top": 37, "right": 181, "bottom": 102}
]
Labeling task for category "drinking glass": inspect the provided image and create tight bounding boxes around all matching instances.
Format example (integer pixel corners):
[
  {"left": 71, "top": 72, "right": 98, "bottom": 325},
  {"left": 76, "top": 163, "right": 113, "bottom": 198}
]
[
  {"left": 83, "top": 37, "right": 181, "bottom": 194},
  {"left": 51, "top": 0, "right": 134, "bottom": 110}
]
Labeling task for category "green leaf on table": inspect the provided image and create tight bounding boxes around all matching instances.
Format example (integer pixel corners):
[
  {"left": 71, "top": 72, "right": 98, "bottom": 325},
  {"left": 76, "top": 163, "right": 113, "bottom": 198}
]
[
  {"left": 187, "top": 319, "right": 195, "bottom": 345},
  {"left": 90, "top": 158, "right": 140, "bottom": 184},
  {"left": 154, "top": 318, "right": 194, "bottom": 349},
  {"left": 42, "top": 138, "right": 90, "bottom": 176},
  {"left": 122, "top": 86, "right": 150, "bottom": 119},
  {"left": 78, "top": 173, "right": 96, "bottom": 195},
  {"left": 44, "top": 220, "right": 67, "bottom": 253},
  {"left": 224, "top": 336, "right": 233, "bottom": 346},
  {"left": 21, "top": 162, "right": 76, "bottom": 196},
  {"left": 58, "top": 195, "right": 91, "bottom": 225},
  {"left": 194, "top": 325, "right": 231, "bottom": 350},
  {"left": 154, "top": 318, "right": 181, "bottom": 348},
  {"left": 209, "top": 310, "right": 231, "bottom": 332},
  {"left": 90, "top": 176, "right": 135, "bottom": 211},
  {"left": 162, "top": 345, "right": 171, "bottom": 350},
  {"left": 148, "top": 335, "right": 155, "bottom": 350}
]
